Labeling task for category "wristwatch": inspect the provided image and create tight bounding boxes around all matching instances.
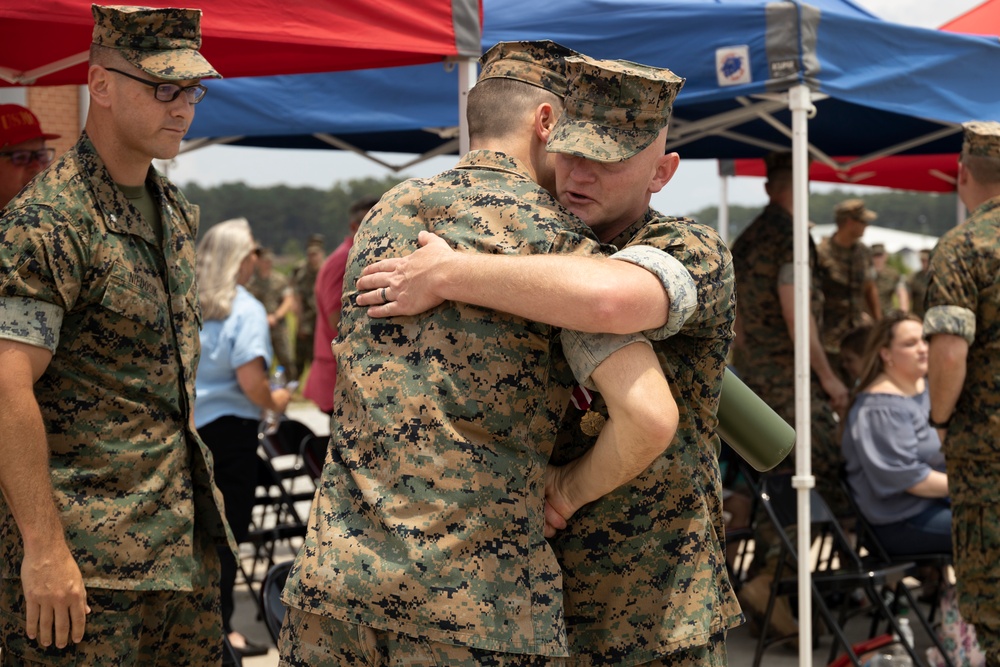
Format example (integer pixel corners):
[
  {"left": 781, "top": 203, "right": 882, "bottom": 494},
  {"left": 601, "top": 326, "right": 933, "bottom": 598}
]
[{"left": 928, "top": 414, "right": 952, "bottom": 429}]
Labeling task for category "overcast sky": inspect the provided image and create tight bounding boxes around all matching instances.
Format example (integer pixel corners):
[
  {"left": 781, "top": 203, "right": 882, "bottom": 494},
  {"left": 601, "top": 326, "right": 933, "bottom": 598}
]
[{"left": 165, "top": 0, "right": 985, "bottom": 218}]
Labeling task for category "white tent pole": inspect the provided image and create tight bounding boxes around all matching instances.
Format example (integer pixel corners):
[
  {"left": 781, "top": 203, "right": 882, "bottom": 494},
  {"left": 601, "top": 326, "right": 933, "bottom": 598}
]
[
  {"left": 718, "top": 172, "right": 730, "bottom": 244},
  {"left": 457, "top": 56, "right": 477, "bottom": 157},
  {"left": 790, "top": 83, "right": 816, "bottom": 667}
]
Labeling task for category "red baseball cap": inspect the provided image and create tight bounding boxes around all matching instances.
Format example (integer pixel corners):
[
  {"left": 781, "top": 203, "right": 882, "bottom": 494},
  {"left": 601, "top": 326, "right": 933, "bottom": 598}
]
[{"left": 0, "top": 104, "right": 60, "bottom": 149}]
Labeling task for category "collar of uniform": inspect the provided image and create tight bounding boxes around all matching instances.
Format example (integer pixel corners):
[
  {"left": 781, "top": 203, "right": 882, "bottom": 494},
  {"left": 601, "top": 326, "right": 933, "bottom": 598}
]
[
  {"left": 608, "top": 206, "right": 661, "bottom": 249},
  {"left": 971, "top": 193, "right": 1000, "bottom": 219},
  {"left": 74, "top": 133, "right": 163, "bottom": 245},
  {"left": 455, "top": 149, "right": 534, "bottom": 181}
]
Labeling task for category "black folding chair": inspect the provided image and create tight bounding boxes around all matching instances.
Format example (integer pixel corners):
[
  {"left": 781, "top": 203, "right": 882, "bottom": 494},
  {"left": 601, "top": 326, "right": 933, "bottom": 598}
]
[
  {"left": 262, "top": 560, "right": 296, "bottom": 644},
  {"left": 839, "top": 471, "right": 955, "bottom": 667},
  {"left": 299, "top": 434, "right": 330, "bottom": 482},
  {"left": 746, "top": 470, "right": 925, "bottom": 667}
]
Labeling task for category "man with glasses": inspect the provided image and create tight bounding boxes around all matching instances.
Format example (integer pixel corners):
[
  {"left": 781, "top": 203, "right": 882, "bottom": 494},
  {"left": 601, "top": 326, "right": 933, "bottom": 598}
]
[
  {"left": 0, "top": 104, "right": 59, "bottom": 209},
  {"left": 0, "top": 5, "right": 235, "bottom": 665}
]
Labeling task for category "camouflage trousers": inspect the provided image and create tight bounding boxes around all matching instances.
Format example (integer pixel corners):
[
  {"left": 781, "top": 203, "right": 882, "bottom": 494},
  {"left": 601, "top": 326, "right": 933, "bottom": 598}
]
[
  {"left": 566, "top": 631, "right": 726, "bottom": 667},
  {"left": 278, "top": 607, "right": 568, "bottom": 666},
  {"left": 0, "top": 539, "right": 222, "bottom": 666},
  {"left": 951, "top": 502, "right": 1000, "bottom": 664}
]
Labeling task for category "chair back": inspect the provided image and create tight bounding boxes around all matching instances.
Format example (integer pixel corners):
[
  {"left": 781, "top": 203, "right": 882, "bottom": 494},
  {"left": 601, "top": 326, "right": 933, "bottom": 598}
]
[
  {"left": 262, "top": 560, "right": 296, "bottom": 644},
  {"left": 300, "top": 434, "right": 329, "bottom": 481}
]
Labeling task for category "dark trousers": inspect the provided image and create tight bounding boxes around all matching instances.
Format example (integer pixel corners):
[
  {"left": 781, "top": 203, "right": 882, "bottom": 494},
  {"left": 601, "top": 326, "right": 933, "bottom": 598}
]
[{"left": 199, "top": 415, "right": 261, "bottom": 633}]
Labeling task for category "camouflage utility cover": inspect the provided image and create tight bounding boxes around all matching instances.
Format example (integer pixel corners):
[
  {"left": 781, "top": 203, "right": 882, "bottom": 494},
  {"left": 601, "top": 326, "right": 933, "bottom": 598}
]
[
  {"left": 962, "top": 120, "right": 1000, "bottom": 158},
  {"left": 551, "top": 208, "right": 743, "bottom": 664},
  {"left": 548, "top": 55, "right": 684, "bottom": 163},
  {"left": 282, "top": 150, "right": 628, "bottom": 656},
  {"left": 91, "top": 4, "right": 220, "bottom": 80},
  {"left": 0, "top": 133, "right": 233, "bottom": 589},
  {"left": 478, "top": 40, "right": 580, "bottom": 96}
]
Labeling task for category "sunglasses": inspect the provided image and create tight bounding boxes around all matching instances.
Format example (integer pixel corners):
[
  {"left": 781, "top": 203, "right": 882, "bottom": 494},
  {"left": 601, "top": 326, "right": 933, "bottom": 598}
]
[
  {"left": 0, "top": 148, "right": 56, "bottom": 168},
  {"left": 106, "top": 67, "right": 208, "bottom": 104}
]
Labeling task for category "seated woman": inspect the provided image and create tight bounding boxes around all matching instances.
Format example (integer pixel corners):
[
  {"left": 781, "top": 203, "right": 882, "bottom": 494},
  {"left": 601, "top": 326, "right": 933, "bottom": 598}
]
[{"left": 842, "top": 312, "right": 951, "bottom": 557}]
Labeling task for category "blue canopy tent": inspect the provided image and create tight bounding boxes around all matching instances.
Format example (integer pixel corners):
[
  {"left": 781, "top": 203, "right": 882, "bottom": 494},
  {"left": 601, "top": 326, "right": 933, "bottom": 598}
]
[
  {"left": 185, "top": 3, "right": 1000, "bottom": 663},
  {"left": 185, "top": 0, "right": 994, "bottom": 166}
]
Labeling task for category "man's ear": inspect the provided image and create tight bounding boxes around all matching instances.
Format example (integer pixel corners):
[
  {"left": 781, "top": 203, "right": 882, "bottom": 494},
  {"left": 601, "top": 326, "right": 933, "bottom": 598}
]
[
  {"left": 957, "top": 158, "right": 970, "bottom": 187},
  {"left": 535, "top": 102, "right": 559, "bottom": 141},
  {"left": 649, "top": 152, "right": 681, "bottom": 194},
  {"left": 88, "top": 65, "right": 112, "bottom": 109}
]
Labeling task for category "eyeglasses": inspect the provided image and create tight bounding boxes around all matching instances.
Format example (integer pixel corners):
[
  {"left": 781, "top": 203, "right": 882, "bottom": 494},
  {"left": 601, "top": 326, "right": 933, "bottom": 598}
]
[
  {"left": 0, "top": 148, "right": 56, "bottom": 168},
  {"left": 105, "top": 67, "right": 208, "bottom": 104}
]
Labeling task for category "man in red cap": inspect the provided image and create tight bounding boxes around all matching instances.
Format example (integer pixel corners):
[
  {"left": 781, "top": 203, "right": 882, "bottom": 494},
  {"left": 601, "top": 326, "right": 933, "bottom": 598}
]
[{"left": 0, "top": 104, "right": 60, "bottom": 208}]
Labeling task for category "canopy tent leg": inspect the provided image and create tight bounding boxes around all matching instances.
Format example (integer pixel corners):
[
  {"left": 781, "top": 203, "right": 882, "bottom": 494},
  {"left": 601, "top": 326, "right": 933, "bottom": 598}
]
[{"left": 790, "top": 82, "right": 817, "bottom": 667}]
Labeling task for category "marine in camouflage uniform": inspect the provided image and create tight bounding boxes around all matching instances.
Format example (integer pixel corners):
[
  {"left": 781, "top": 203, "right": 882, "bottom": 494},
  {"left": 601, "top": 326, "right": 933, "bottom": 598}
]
[
  {"left": 730, "top": 160, "right": 843, "bottom": 510},
  {"left": 816, "top": 198, "right": 879, "bottom": 371},
  {"left": 550, "top": 210, "right": 740, "bottom": 666},
  {"left": 924, "top": 121, "right": 1000, "bottom": 662},
  {"left": 247, "top": 248, "right": 297, "bottom": 378},
  {"left": 908, "top": 249, "right": 931, "bottom": 318},
  {"left": 289, "top": 236, "right": 324, "bottom": 382},
  {"left": 0, "top": 6, "right": 234, "bottom": 665},
  {"left": 872, "top": 244, "right": 904, "bottom": 315},
  {"left": 279, "top": 41, "right": 670, "bottom": 665},
  {"left": 541, "top": 55, "right": 741, "bottom": 666}
]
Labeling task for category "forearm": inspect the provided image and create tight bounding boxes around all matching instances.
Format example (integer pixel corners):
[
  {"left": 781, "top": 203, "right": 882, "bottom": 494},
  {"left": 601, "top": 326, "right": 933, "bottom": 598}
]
[
  {"left": 433, "top": 253, "right": 669, "bottom": 334},
  {"left": 928, "top": 334, "right": 968, "bottom": 422},
  {"left": 236, "top": 361, "right": 287, "bottom": 412},
  {"left": 0, "top": 389, "right": 66, "bottom": 552},
  {"left": 908, "top": 469, "right": 948, "bottom": 498},
  {"left": 273, "top": 293, "right": 295, "bottom": 321}
]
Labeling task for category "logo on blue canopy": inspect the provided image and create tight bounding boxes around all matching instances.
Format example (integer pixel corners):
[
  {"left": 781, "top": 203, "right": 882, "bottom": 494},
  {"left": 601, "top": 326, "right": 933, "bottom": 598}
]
[{"left": 716, "top": 45, "right": 751, "bottom": 87}]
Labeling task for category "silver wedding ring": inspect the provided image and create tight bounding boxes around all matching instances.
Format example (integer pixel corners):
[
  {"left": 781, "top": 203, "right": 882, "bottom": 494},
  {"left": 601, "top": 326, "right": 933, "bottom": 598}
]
[{"left": 380, "top": 287, "right": 389, "bottom": 304}]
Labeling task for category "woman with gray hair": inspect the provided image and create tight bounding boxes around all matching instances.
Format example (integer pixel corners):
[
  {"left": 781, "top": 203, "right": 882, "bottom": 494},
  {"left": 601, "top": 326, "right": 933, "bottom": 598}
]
[{"left": 194, "top": 218, "right": 291, "bottom": 656}]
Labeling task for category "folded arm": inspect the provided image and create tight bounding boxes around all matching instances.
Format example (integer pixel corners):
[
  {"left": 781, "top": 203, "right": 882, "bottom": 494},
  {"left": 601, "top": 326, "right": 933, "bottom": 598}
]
[{"left": 543, "top": 339, "right": 678, "bottom": 535}]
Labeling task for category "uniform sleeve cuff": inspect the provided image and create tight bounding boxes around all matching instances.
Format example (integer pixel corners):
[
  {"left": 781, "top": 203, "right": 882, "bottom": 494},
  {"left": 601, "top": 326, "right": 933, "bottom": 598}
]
[
  {"left": 610, "top": 245, "right": 696, "bottom": 341},
  {"left": 560, "top": 329, "right": 653, "bottom": 390},
  {"left": 0, "top": 297, "right": 63, "bottom": 352},
  {"left": 923, "top": 304, "right": 976, "bottom": 345}
]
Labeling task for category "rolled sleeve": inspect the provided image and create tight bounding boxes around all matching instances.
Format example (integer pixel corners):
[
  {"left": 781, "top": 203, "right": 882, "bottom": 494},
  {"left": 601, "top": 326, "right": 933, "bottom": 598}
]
[
  {"left": 0, "top": 297, "right": 63, "bottom": 352},
  {"left": 561, "top": 329, "right": 652, "bottom": 390},
  {"left": 611, "top": 244, "right": 696, "bottom": 341},
  {"left": 923, "top": 304, "right": 976, "bottom": 345}
]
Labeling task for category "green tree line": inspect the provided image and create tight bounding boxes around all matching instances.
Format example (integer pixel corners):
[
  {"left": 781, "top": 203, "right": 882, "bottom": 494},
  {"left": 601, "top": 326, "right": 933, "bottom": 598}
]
[
  {"left": 183, "top": 175, "right": 405, "bottom": 257},
  {"left": 687, "top": 188, "right": 959, "bottom": 241},
  {"left": 183, "top": 178, "right": 958, "bottom": 257}
]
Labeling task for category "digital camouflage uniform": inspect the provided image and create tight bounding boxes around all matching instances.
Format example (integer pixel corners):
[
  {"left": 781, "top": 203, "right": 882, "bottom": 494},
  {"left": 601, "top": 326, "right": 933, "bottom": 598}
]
[
  {"left": 0, "top": 134, "right": 234, "bottom": 663},
  {"left": 248, "top": 269, "right": 296, "bottom": 377},
  {"left": 731, "top": 204, "right": 843, "bottom": 506},
  {"left": 924, "top": 190, "right": 1000, "bottom": 660},
  {"left": 816, "top": 235, "right": 874, "bottom": 358},
  {"left": 550, "top": 208, "right": 742, "bottom": 666},
  {"left": 290, "top": 259, "right": 319, "bottom": 379},
  {"left": 908, "top": 267, "right": 930, "bottom": 319},
  {"left": 281, "top": 150, "right": 645, "bottom": 658},
  {"left": 874, "top": 264, "right": 902, "bottom": 315}
]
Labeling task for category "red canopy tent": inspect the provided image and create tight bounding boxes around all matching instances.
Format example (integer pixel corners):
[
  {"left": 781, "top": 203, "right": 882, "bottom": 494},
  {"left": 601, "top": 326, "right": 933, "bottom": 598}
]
[
  {"left": 725, "top": 0, "right": 997, "bottom": 193},
  {"left": 0, "top": 0, "right": 482, "bottom": 86}
]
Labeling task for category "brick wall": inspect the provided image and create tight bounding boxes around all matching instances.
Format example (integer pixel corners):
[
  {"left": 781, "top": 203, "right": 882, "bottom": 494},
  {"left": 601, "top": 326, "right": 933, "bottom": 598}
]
[{"left": 27, "top": 86, "right": 81, "bottom": 158}]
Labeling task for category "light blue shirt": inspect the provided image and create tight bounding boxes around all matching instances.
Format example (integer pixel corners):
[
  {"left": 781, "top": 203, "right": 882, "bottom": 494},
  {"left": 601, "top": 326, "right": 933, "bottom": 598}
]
[{"left": 195, "top": 285, "right": 273, "bottom": 428}]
